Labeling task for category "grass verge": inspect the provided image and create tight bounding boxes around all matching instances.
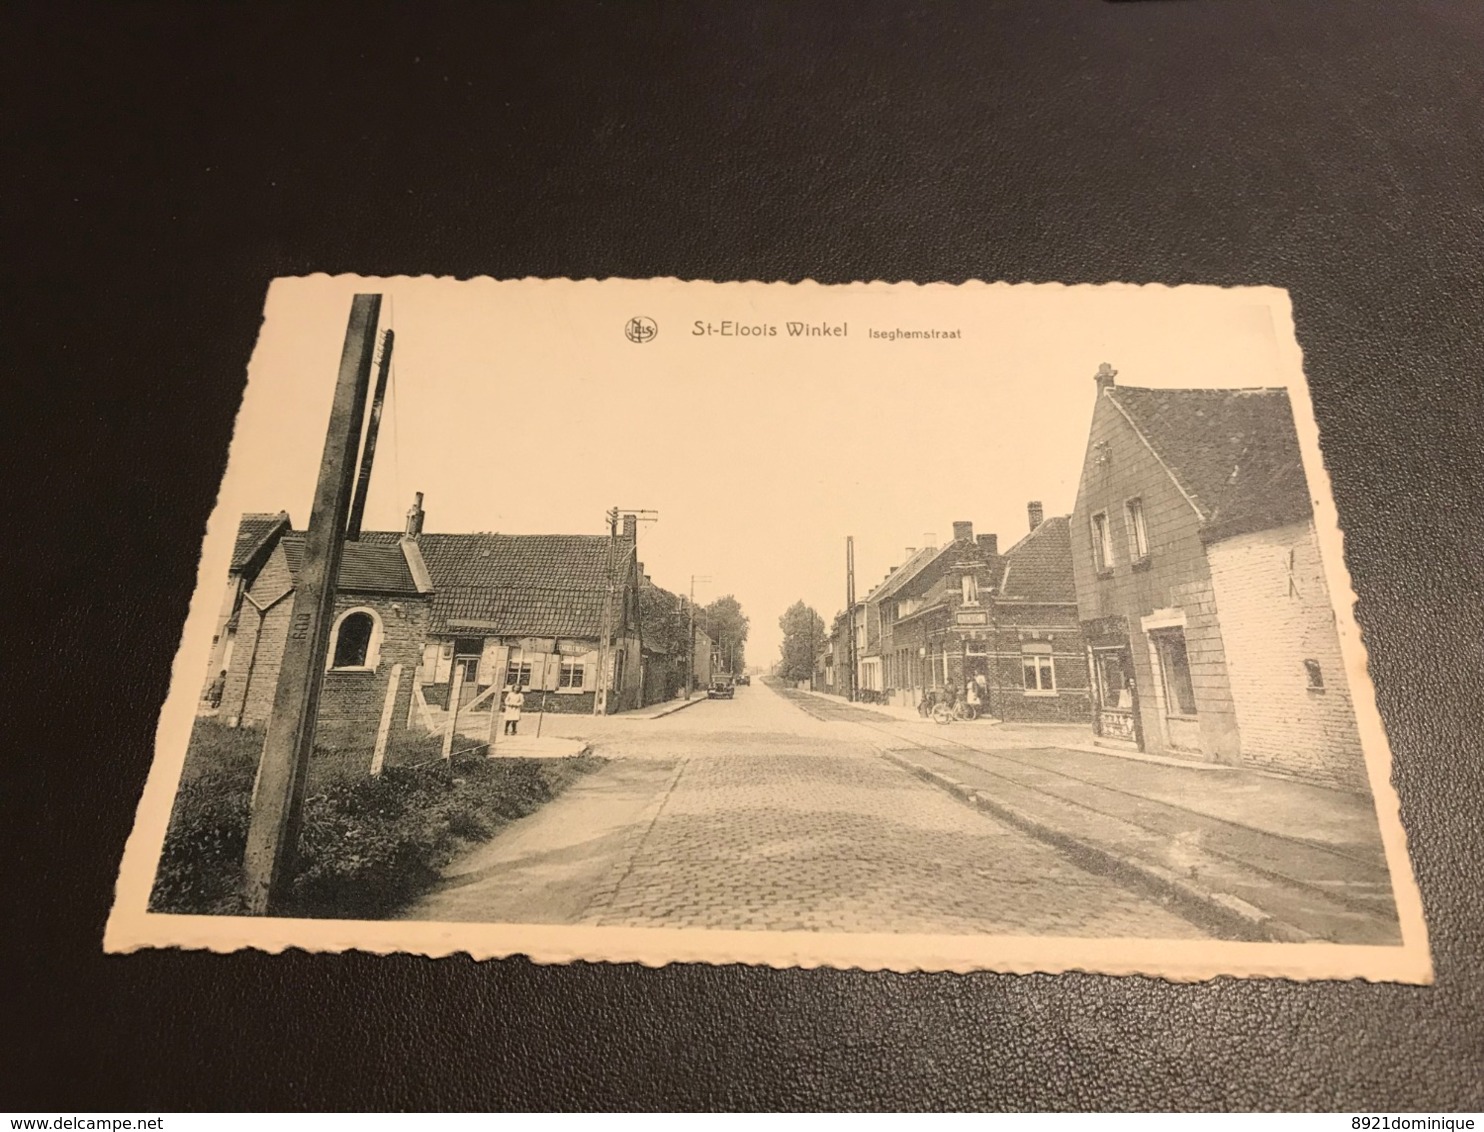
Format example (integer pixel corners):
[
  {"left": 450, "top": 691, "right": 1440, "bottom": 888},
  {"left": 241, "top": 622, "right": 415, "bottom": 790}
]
[{"left": 148, "top": 719, "right": 604, "bottom": 919}]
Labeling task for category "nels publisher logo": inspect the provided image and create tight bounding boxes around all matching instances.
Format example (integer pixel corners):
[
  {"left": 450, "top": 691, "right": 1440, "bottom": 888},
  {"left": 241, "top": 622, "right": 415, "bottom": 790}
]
[{"left": 625, "top": 315, "right": 658, "bottom": 344}]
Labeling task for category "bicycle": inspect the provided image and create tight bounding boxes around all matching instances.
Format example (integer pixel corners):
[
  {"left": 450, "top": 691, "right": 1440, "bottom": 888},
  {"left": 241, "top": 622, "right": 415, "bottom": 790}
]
[
  {"left": 918, "top": 692, "right": 955, "bottom": 724},
  {"left": 953, "top": 700, "right": 979, "bottom": 722}
]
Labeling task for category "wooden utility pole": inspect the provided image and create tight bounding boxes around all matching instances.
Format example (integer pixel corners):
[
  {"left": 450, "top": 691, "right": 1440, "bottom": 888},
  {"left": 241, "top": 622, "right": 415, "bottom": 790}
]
[
  {"left": 242, "top": 293, "right": 382, "bottom": 915},
  {"left": 593, "top": 508, "right": 619, "bottom": 715},
  {"left": 346, "top": 328, "right": 394, "bottom": 541}
]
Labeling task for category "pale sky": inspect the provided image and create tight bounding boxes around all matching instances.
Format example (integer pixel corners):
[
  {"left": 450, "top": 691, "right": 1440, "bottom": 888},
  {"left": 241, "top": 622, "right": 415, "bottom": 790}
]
[{"left": 206, "top": 278, "right": 1293, "bottom": 665}]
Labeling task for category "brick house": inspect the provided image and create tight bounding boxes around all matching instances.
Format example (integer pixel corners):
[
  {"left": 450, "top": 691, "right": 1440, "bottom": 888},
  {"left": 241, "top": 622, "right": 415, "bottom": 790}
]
[
  {"left": 987, "top": 507, "right": 1094, "bottom": 722},
  {"left": 876, "top": 516, "right": 1090, "bottom": 721},
  {"left": 216, "top": 515, "right": 433, "bottom": 751},
  {"left": 821, "top": 609, "right": 848, "bottom": 694},
  {"left": 863, "top": 542, "right": 940, "bottom": 702},
  {"left": 217, "top": 497, "right": 652, "bottom": 743},
  {"left": 359, "top": 501, "right": 647, "bottom": 716},
  {"left": 818, "top": 601, "right": 875, "bottom": 699},
  {"left": 1069, "top": 364, "right": 1368, "bottom": 790},
  {"left": 851, "top": 601, "right": 877, "bottom": 697}
]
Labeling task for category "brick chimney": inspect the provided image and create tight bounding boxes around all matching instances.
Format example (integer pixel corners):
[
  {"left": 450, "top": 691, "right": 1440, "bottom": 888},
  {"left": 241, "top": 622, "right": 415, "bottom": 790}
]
[
  {"left": 1095, "top": 362, "right": 1117, "bottom": 392},
  {"left": 977, "top": 532, "right": 998, "bottom": 557},
  {"left": 1027, "top": 501, "right": 1044, "bottom": 531},
  {"left": 621, "top": 513, "right": 637, "bottom": 540},
  {"left": 404, "top": 491, "right": 425, "bottom": 538},
  {"left": 952, "top": 520, "right": 973, "bottom": 543}
]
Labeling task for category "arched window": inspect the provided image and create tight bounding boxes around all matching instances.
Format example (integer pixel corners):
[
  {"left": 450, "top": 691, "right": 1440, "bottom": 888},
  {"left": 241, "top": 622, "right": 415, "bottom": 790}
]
[{"left": 328, "top": 608, "right": 381, "bottom": 670}]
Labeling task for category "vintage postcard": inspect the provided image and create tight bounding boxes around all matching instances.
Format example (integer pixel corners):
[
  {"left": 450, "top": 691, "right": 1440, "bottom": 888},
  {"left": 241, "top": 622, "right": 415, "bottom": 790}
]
[{"left": 105, "top": 277, "right": 1431, "bottom": 982}]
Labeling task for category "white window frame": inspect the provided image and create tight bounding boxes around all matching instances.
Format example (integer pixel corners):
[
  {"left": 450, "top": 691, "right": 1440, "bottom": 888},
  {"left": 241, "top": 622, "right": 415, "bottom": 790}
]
[
  {"left": 558, "top": 660, "right": 587, "bottom": 691},
  {"left": 1091, "top": 511, "right": 1115, "bottom": 572},
  {"left": 1021, "top": 646, "right": 1057, "bottom": 695},
  {"left": 326, "top": 606, "right": 383, "bottom": 672},
  {"left": 961, "top": 573, "right": 980, "bottom": 605},
  {"left": 1125, "top": 497, "right": 1149, "bottom": 561}
]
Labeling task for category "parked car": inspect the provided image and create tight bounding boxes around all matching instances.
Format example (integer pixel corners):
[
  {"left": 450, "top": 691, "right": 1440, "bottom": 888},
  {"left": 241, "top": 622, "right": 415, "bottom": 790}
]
[
  {"left": 735, "top": 673, "right": 751, "bottom": 686},
  {"left": 708, "top": 675, "right": 735, "bottom": 699}
]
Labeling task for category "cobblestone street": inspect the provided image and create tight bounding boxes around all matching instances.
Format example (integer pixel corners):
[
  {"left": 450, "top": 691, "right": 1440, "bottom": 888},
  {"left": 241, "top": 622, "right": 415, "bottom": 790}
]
[{"left": 401, "top": 680, "right": 1207, "bottom": 937}]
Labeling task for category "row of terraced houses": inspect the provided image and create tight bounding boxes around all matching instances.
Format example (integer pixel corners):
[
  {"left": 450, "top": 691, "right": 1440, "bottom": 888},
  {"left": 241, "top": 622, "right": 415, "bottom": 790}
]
[
  {"left": 200, "top": 499, "right": 716, "bottom": 751},
  {"left": 816, "top": 364, "right": 1370, "bottom": 793}
]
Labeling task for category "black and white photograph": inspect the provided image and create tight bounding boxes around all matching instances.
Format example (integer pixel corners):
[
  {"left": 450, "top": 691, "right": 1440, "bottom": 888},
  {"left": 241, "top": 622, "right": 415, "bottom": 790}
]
[{"left": 106, "top": 276, "right": 1429, "bottom": 981}]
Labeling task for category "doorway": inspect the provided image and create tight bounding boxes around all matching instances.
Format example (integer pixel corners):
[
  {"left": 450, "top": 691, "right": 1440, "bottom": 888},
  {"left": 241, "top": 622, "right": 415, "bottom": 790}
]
[
  {"left": 1092, "top": 645, "right": 1140, "bottom": 747},
  {"left": 1149, "top": 628, "right": 1199, "bottom": 751},
  {"left": 452, "top": 636, "right": 485, "bottom": 708}
]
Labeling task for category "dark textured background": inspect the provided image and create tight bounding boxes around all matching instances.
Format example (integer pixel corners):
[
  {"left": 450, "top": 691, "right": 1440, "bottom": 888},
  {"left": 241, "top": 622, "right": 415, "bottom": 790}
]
[{"left": 5, "top": 0, "right": 1482, "bottom": 1111}]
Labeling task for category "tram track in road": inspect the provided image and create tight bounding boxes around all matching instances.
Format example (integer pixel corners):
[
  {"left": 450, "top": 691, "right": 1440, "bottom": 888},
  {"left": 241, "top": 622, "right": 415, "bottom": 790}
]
[
  {"left": 856, "top": 720, "right": 1400, "bottom": 942},
  {"left": 773, "top": 688, "right": 1398, "bottom": 942},
  {"left": 873, "top": 721, "right": 1384, "bottom": 873}
]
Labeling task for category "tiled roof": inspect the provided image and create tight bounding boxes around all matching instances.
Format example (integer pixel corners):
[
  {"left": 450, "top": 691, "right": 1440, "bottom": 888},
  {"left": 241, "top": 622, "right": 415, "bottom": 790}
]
[
  {"left": 230, "top": 512, "right": 290, "bottom": 571},
  {"left": 360, "top": 530, "right": 634, "bottom": 635},
  {"left": 1107, "top": 385, "right": 1312, "bottom": 539},
  {"left": 232, "top": 514, "right": 640, "bottom": 636},
  {"left": 863, "top": 545, "right": 942, "bottom": 604},
  {"left": 438, "top": 585, "right": 608, "bottom": 638},
  {"left": 997, "top": 516, "right": 1076, "bottom": 603},
  {"left": 280, "top": 533, "right": 422, "bottom": 596}
]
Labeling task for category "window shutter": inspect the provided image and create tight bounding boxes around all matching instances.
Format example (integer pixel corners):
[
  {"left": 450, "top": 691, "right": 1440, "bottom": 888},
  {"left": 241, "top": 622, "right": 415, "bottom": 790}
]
[{"left": 485, "top": 643, "right": 509, "bottom": 687}]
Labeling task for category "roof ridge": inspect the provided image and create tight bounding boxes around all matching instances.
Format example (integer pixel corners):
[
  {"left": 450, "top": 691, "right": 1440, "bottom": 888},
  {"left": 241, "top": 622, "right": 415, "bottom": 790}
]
[
  {"left": 1110, "top": 384, "right": 1288, "bottom": 396},
  {"left": 362, "top": 529, "right": 618, "bottom": 539},
  {"left": 863, "top": 545, "right": 942, "bottom": 601},
  {"left": 998, "top": 513, "right": 1068, "bottom": 560}
]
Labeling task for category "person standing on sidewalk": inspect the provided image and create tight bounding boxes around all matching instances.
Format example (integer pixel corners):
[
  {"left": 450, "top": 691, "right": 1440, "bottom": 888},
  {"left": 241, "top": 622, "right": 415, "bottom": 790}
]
[{"left": 503, "top": 685, "right": 526, "bottom": 736}]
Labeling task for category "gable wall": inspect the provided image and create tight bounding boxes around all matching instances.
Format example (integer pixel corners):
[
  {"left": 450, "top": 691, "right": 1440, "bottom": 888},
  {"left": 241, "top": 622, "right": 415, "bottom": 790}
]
[
  {"left": 218, "top": 543, "right": 431, "bottom": 756},
  {"left": 1071, "top": 392, "right": 1240, "bottom": 760},
  {"left": 220, "top": 544, "right": 296, "bottom": 728}
]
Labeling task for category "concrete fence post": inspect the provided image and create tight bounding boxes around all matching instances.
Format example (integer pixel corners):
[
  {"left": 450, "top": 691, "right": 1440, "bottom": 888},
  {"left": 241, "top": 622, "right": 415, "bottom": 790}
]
[{"left": 370, "top": 663, "right": 402, "bottom": 777}]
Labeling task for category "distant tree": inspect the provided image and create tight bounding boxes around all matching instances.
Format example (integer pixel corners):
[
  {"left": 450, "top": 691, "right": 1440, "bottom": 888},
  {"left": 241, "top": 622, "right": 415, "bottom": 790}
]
[
  {"left": 701, "top": 594, "right": 749, "bottom": 674},
  {"left": 777, "top": 601, "right": 825, "bottom": 683}
]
